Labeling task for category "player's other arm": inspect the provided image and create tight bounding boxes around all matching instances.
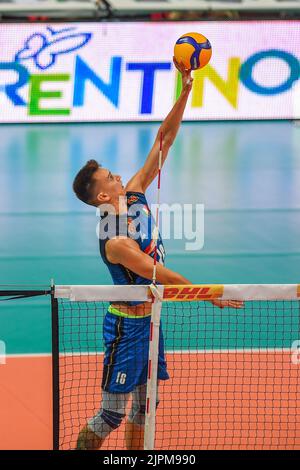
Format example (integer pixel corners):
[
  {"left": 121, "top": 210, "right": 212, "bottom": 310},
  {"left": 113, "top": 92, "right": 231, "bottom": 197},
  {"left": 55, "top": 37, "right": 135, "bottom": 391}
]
[
  {"left": 126, "top": 60, "right": 193, "bottom": 193},
  {"left": 106, "top": 237, "right": 190, "bottom": 285},
  {"left": 106, "top": 238, "right": 244, "bottom": 309}
]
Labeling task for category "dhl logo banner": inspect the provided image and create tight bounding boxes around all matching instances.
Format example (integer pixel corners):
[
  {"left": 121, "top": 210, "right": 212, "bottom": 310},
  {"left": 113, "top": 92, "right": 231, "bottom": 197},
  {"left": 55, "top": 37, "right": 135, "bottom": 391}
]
[
  {"left": 0, "top": 21, "right": 299, "bottom": 122},
  {"left": 162, "top": 285, "right": 224, "bottom": 301}
]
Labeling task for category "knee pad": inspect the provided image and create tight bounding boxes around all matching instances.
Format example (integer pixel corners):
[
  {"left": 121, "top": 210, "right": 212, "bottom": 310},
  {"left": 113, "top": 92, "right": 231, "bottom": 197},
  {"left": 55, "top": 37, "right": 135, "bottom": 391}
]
[
  {"left": 128, "top": 400, "right": 160, "bottom": 426},
  {"left": 88, "top": 408, "right": 125, "bottom": 439},
  {"left": 128, "top": 403, "right": 145, "bottom": 426},
  {"left": 101, "top": 409, "right": 125, "bottom": 429}
]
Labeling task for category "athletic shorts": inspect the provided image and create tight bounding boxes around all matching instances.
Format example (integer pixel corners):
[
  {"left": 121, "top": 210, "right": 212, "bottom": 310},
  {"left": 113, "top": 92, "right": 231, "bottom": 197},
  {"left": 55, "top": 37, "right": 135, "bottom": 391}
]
[{"left": 101, "top": 309, "right": 169, "bottom": 393}]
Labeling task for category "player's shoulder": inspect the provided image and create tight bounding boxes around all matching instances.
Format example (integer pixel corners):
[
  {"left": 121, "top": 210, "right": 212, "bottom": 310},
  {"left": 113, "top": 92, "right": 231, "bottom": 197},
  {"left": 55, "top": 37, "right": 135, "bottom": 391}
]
[{"left": 125, "top": 170, "right": 145, "bottom": 194}]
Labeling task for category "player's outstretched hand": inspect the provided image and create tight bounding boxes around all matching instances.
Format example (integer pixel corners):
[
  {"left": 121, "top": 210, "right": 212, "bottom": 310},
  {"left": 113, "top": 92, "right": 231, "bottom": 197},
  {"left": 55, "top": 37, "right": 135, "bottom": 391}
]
[
  {"left": 210, "top": 299, "right": 245, "bottom": 309},
  {"left": 173, "top": 56, "right": 193, "bottom": 92}
]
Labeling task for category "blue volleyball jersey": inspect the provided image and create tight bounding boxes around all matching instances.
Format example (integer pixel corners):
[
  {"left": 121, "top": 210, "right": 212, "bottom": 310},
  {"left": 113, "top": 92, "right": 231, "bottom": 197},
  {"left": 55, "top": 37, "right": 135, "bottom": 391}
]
[
  {"left": 99, "top": 191, "right": 165, "bottom": 290},
  {"left": 99, "top": 191, "right": 170, "bottom": 392}
]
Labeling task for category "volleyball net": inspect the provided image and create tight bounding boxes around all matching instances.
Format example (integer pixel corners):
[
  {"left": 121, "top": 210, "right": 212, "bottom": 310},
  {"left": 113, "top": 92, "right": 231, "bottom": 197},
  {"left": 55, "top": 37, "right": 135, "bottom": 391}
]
[{"left": 52, "top": 284, "right": 300, "bottom": 450}]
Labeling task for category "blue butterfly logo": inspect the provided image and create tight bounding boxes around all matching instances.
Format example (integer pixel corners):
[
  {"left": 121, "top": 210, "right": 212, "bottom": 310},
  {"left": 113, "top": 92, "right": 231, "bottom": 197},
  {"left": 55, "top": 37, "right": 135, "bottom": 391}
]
[{"left": 15, "top": 26, "right": 92, "bottom": 70}]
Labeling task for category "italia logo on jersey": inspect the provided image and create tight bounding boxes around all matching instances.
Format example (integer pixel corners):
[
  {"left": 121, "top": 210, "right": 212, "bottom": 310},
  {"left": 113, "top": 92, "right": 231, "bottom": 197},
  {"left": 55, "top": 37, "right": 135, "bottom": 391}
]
[{"left": 127, "top": 195, "right": 139, "bottom": 205}]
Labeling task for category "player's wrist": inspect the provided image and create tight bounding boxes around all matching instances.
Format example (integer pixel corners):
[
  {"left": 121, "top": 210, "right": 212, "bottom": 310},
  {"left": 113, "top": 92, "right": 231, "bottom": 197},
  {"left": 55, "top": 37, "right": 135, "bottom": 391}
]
[{"left": 181, "top": 81, "right": 192, "bottom": 96}]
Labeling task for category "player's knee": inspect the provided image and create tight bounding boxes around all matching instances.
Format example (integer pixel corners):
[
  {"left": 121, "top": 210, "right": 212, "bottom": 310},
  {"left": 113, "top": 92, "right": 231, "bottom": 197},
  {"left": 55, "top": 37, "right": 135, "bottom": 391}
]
[
  {"left": 100, "top": 409, "right": 125, "bottom": 429},
  {"left": 129, "top": 401, "right": 160, "bottom": 426},
  {"left": 139, "top": 400, "right": 160, "bottom": 414},
  {"left": 88, "top": 408, "right": 125, "bottom": 439}
]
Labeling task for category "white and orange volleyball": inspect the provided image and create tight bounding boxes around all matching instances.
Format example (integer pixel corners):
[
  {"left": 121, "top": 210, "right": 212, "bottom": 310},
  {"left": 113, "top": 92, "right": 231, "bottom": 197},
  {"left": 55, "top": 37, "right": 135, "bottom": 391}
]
[{"left": 174, "top": 32, "right": 212, "bottom": 70}]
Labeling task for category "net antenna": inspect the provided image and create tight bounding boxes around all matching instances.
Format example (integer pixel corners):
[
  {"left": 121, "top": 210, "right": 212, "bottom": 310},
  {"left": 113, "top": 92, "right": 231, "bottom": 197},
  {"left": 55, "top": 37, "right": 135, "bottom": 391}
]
[
  {"left": 152, "top": 131, "right": 163, "bottom": 288},
  {"left": 144, "top": 132, "right": 164, "bottom": 450}
]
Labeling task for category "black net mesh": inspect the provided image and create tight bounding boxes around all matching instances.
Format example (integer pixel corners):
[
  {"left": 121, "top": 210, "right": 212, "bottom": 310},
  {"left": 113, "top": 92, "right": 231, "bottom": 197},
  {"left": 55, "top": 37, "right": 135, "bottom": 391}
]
[{"left": 57, "top": 298, "right": 300, "bottom": 450}]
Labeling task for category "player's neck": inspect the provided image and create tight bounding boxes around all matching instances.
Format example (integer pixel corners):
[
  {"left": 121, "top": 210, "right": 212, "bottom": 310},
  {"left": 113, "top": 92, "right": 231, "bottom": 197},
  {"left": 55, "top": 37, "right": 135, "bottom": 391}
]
[
  {"left": 113, "top": 195, "right": 127, "bottom": 215},
  {"left": 98, "top": 196, "right": 127, "bottom": 216}
]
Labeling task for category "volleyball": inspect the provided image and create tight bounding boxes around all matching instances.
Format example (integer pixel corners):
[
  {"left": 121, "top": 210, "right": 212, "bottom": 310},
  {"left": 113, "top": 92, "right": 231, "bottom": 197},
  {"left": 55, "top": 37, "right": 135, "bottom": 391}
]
[{"left": 174, "top": 32, "right": 212, "bottom": 70}]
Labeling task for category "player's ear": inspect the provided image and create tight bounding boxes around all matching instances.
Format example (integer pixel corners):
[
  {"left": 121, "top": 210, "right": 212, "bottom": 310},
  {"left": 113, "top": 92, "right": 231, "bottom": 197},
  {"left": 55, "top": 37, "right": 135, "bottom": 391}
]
[{"left": 96, "top": 191, "right": 110, "bottom": 204}]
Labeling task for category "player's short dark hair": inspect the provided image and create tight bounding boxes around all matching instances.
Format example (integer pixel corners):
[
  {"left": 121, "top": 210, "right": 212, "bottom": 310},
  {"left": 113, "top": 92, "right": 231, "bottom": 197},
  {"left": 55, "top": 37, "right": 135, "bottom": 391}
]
[{"left": 73, "top": 159, "right": 101, "bottom": 206}]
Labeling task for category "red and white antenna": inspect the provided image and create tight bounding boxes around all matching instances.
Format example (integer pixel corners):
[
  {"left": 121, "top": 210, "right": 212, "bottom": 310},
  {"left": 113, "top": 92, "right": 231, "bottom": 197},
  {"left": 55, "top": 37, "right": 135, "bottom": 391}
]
[
  {"left": 152, "top": 131, "right": 163, "bottom": 286},
  {"left": 144, "top": 132, "right": 164, "bottom": 450}
]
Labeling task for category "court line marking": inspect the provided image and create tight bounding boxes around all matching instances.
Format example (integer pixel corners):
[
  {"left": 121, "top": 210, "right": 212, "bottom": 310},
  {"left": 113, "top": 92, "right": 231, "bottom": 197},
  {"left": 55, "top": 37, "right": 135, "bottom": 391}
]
[{"left": 3, "top": 348, "right": 296, "bottom": 359}]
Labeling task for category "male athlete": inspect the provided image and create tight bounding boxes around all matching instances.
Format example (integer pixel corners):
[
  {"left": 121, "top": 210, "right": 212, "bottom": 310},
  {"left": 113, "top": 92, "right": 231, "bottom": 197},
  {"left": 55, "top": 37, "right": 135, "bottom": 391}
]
[{"left": 72, "top": 59, "right": 243, "bottom": 450}]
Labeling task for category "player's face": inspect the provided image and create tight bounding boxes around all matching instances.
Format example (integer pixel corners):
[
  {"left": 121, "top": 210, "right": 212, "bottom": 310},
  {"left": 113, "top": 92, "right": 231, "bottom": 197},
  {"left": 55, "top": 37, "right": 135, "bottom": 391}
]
[{"left": 94, "top": 167, "right": 125, "bottom": 205}]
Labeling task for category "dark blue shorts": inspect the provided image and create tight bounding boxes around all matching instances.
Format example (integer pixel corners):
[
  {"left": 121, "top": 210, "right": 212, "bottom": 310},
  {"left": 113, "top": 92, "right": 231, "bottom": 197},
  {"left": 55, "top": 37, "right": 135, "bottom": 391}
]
[{"left": 101, "top": 311, "right": 169, "bottom": 393}]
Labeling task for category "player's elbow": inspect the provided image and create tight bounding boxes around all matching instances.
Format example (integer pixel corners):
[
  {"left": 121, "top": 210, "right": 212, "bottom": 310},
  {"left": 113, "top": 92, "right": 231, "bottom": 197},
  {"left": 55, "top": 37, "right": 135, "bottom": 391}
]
[
  {"left": 157, "top": 130, "right": 173, "bottom": 150},
  {"left": 163, "top": 135, "right": 174, "bottom": 149}
]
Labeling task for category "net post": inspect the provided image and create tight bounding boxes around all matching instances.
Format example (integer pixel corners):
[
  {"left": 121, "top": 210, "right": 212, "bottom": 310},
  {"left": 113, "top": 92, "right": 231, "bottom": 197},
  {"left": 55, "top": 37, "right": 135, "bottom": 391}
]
[
  {"left": 51, "top": 282, "right": 59, "bottom": 450},
  {"left": 144, "top": 284, "right": 164, "bottom": 450}
]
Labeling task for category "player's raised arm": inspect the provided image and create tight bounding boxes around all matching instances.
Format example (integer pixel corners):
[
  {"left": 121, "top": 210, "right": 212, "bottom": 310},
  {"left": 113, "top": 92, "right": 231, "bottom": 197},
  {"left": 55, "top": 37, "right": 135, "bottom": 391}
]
[{"left": 126, "top": 59, "right": 193, "bottom": 193}]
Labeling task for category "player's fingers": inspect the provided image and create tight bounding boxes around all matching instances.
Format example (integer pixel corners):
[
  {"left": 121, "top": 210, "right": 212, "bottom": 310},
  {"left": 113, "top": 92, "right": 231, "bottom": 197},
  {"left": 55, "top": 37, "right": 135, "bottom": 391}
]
[
  {"left": 173, "top": 57, "right": 185, "bottom": 73},
  {"left": 172, "top": 56, "right": 181, "bottom": 71},
  {"left": 229, "top": 300, "right": 244, "bottom": 308},
  {"left": 179, "top": 61, "right": 187, "bottom": 73},
  {"left": 211, "top": 299, "right": 224, "bottom": 308}
]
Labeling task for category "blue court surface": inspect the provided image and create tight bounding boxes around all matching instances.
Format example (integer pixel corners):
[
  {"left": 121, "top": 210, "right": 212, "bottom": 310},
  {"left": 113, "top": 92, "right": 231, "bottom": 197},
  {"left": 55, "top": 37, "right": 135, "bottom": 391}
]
[{"left": 0, "top": 120, "right": 299, "bottom": 353}]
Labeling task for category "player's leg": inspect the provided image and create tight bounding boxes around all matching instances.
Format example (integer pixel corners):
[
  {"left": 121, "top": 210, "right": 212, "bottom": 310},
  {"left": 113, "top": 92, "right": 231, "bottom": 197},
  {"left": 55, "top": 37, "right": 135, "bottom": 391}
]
[
  {"left": 125, "top": 383, "right": 160, "bottom": 450},
  {"left": 125, "top": 421, "right": 144, "bottom": 450},
  {"left": 76, "top": 391, "right": 130, "bottom": 450},
  {"left": 76, "top": 425, "right": 101, "bottom": 451},
  {"left": 125, "top": 384, "right": 147, "bottom": 450},
  {"left": 77, "top": 310, "right": 129, "bottom": 450},
  {"left": 125, "top": 315, "right": 169, "bottom": 450}
]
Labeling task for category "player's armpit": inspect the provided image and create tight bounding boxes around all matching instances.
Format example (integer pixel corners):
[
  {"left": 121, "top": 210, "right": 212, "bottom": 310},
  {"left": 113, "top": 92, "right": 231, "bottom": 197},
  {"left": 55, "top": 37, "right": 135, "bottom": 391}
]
[
  {"left": 125, "top": 170, "right": 144, "bottom": 193},
  {"left": 105, "top": 237, "right": 190, "bottom": 285}
]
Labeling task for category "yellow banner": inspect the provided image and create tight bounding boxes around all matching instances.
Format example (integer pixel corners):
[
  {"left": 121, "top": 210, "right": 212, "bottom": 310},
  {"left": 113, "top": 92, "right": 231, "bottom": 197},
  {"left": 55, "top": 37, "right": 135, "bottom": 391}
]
[
  {"left": 162, "top": 285, "right": 224, "bottom": 302},
  {"left": 297, "top": 285, "right": 300, "bottom": 298}
]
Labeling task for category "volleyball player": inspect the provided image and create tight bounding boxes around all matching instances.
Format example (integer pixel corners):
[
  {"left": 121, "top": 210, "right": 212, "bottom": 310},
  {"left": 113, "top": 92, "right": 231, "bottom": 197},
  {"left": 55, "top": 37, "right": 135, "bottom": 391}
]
[{"left": 72, "top": 59, "right": 243, "bottom": 450}]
